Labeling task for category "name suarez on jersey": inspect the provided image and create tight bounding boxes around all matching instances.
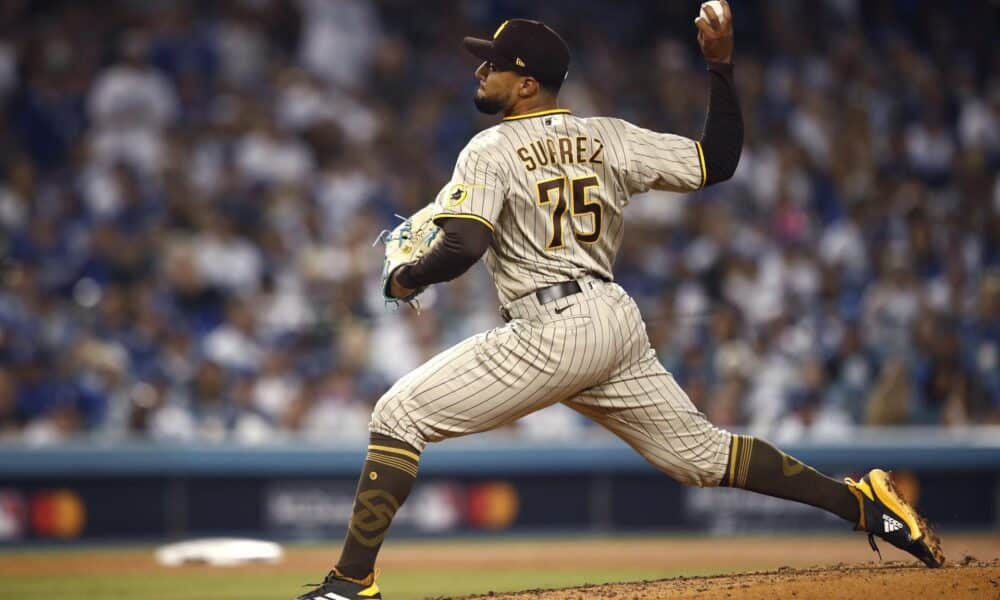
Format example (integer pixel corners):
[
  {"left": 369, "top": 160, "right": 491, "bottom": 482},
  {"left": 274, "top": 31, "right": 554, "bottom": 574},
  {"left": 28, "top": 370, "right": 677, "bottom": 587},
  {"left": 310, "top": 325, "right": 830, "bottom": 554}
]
[{"left": 515, "top": 136, "right": 604, "bottom": 172}]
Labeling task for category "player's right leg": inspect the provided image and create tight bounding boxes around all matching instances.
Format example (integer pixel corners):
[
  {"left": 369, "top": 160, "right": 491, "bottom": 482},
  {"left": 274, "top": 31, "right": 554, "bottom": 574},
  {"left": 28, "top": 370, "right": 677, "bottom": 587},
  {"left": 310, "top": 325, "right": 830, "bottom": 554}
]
[{"left": 299, "top": 282, "right": 626, "bottom": 598}]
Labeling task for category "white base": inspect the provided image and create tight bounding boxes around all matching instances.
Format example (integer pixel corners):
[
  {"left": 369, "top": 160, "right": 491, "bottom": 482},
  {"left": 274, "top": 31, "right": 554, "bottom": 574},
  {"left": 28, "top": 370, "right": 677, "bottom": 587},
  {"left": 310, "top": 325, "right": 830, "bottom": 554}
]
[{"left": 155, "top": 538, "right": 284, "bottom": 567}]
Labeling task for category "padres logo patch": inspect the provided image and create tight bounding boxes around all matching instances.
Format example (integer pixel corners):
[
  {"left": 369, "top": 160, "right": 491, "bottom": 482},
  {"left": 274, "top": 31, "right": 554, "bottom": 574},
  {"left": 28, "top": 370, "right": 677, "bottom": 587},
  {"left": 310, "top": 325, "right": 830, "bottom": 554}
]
[{"left": 445, "top": 183, "right": 470, "bottom": 208}]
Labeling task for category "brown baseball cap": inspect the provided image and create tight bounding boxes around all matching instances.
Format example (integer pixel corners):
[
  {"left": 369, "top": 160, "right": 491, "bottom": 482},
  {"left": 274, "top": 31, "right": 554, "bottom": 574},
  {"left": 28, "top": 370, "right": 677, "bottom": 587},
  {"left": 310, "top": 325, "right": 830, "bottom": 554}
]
[{"left": 463, "top": 19, "right": 570, "bottom": 86}]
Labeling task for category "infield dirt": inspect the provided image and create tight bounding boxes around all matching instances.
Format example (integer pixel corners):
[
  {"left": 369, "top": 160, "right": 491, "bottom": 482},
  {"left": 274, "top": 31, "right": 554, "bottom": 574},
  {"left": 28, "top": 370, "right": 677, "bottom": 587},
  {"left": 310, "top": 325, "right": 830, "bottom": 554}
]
[{"left": 459, "top": 559, "right": 1000, "bottom": 599}]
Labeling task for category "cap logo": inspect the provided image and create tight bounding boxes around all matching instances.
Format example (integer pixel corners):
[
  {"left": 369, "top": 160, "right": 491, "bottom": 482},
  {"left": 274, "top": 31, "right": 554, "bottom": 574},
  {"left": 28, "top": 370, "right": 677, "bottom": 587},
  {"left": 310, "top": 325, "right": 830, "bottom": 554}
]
[
  {"left": 515, "top": 57, "right": 525, "bottom": 67},
  {"left": 493, "top": 20, "right": 510, "bottom": 39}
]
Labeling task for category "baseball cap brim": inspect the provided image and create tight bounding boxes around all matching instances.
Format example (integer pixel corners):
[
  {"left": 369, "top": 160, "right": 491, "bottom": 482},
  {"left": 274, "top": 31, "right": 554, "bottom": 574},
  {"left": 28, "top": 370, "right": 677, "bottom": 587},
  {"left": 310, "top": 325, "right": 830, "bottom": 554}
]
[{"left": 462, "top": 37, "right": 518, "bottom": 71}]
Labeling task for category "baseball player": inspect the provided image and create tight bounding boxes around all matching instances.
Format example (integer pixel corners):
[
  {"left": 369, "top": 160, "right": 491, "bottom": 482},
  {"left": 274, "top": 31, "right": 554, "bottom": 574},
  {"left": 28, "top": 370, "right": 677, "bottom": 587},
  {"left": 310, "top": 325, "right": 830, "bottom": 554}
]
[{"left": 298, "top": 4, "right": 942, "bottom": 599}]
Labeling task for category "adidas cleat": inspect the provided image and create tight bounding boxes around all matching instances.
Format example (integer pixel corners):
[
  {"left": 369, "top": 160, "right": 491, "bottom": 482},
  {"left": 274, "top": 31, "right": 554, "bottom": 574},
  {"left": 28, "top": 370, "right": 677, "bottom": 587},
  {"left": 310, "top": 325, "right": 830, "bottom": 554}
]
[
  {"left": 296, "top": 568, "right": 381, "bottom": 600},
  {"left": 845, "top": 468, "right": 945, "bottom": 568}
]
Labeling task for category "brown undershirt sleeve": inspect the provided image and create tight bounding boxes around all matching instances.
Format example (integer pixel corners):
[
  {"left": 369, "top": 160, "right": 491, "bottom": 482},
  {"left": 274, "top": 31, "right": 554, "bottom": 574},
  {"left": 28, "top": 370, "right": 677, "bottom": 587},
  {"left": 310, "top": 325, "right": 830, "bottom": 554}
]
[
  {"left": 395, "top": 217, "right": 493, "bottom": 289},
  {"left": 699, "top": 61, "right": 743, "bottom": 185}
]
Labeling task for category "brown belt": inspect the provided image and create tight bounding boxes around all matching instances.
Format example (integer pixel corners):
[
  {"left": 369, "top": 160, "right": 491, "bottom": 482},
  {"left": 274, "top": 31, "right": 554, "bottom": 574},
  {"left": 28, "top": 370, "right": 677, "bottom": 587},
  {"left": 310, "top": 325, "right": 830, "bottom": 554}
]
[
  {"left": 535, "top": 280, "right": 582, "bottom": 305},
  {"left": 500, "top": 280, "right": 585, "bottom": 322}
]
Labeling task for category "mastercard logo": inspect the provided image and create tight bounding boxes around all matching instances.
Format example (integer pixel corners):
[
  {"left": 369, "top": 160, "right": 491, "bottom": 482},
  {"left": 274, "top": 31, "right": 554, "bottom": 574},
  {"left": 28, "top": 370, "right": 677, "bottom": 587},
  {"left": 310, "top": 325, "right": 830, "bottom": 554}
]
[
  {"left": 466, "top": 481, "right": 519, "bottom": 530},
  {"left": 30, "top": 489, "right": 86, "bottom": 539}
]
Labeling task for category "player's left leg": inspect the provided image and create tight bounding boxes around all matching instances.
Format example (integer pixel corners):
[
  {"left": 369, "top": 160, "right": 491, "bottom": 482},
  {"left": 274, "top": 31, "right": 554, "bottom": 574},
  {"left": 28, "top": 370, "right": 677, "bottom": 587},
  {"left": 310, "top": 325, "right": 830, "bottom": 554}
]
[
  {"left": 722, "top": 431, "right": 942, "bottom": 567},
  {"left": 569, "top": 293, "right": 943, "bottom": 567},
  {"left": 569, "top": 359, "right": 858, "bottom": 521},
  {"left": 571, "top": 366, "right": 943, "bottom": 566}
]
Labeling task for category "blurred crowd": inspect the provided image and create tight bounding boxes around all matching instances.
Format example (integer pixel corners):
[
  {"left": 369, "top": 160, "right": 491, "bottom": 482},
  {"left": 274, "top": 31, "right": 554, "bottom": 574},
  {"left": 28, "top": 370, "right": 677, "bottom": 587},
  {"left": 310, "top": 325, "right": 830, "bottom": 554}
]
[{"left": 0, "top": 0, "right": 996, "bottom": 445}]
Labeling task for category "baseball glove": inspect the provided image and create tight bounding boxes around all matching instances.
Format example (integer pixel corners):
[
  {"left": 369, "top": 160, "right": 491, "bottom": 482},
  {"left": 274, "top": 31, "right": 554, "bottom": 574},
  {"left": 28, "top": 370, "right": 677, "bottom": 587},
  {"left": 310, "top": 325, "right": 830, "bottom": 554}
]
[{"left": 377, "top": 201, "right": 443, "bottom": 305}]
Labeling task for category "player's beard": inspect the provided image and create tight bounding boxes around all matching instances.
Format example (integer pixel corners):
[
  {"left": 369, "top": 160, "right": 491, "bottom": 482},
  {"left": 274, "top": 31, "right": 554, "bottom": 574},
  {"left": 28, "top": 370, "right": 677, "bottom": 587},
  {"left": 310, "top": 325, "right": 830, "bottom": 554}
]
[{"left": 474, "top": 89, "right": 506, "bottom": 115}]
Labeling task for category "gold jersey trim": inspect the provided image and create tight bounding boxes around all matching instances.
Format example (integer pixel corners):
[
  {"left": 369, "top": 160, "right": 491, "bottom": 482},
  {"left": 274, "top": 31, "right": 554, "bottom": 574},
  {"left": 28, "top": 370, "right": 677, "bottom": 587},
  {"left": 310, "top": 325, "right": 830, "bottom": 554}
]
[
  {"left": 695, "top": 141, "right": 707, "bottom": 188},
  {"left": 502, "top": 108, "right": 572, "bottom": 122},
  {"left": 433, "top": 212, "right": 496, "bottom": 231}
]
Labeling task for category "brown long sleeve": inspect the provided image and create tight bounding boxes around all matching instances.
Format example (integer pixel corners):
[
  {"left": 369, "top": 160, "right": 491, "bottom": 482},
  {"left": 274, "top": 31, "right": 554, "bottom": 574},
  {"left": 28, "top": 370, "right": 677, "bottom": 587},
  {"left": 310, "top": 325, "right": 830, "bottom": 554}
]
[{"left": 395, "top": 217, "right": 493, "bottom": 289}]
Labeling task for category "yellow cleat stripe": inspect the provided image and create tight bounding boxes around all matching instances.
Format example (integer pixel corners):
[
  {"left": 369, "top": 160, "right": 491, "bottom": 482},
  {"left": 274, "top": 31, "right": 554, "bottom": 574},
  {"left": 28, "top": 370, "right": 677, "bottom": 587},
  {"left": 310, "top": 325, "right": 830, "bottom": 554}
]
[
  {"left": 359, "top": 582, "right": 380, "bottom": 597},
  {"left": 847, "top": 477, "right": 874, "bottom": 502},
  {"left": 844, "top": 477, "right": 871, "bottom": 530},
  {"left": 869, "top": 469, "right": 922, "bottom": 541}
]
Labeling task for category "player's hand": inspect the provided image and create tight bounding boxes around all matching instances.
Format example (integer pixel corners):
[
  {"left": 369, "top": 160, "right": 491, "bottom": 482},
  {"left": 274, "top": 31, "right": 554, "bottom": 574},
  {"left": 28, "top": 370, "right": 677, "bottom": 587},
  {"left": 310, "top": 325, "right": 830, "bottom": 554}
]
[
  {"left": 695, "top": 0, "right": 733, "bottom": 64},
  {"left": 389, "top": 267, "right": 417, "bottom": 300}
]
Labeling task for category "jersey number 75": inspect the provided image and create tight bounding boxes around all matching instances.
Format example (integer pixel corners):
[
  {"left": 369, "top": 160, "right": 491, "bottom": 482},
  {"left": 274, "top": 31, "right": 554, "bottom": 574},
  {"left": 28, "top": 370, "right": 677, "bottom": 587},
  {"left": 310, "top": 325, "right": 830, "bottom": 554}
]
[{"left": 536, "top": 174, "right": 603, "bottom": 250}]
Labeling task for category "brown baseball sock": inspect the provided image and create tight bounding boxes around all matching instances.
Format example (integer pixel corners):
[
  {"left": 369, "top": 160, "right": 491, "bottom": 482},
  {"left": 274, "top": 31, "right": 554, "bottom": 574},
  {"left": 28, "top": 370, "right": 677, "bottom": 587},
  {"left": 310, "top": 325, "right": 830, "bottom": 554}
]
[
  {"left": 720, "top": 435, "right": 860, "bottom": 524},
  {"left": 335, "top": 433, "right": 421, "bottom": 580}
]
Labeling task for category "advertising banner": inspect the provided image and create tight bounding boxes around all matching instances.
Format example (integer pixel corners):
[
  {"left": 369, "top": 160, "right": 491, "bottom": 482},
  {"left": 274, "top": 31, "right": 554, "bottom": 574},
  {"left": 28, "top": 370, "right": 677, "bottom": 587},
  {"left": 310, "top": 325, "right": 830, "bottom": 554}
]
[{"left": 2, "top": 469, "right": 994, "bottom": 542}]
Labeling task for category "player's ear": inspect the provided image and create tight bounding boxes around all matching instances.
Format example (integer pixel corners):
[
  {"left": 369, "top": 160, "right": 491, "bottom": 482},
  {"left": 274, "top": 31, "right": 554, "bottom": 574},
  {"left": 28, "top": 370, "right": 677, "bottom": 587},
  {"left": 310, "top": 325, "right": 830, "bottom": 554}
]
[{"left": 518, "top": 76, "right": 538, "bottom": 98}]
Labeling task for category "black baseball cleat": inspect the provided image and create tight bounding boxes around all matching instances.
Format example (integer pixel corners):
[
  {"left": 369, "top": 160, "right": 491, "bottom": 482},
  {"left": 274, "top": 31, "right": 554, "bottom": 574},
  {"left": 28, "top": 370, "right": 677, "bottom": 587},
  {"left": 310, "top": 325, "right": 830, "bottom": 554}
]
[
  {"left": 845, "top": 469, "right": 945, "bottom": 568},
  {"left": 296, "top": 568, "right": 382, "bottom": 600}
]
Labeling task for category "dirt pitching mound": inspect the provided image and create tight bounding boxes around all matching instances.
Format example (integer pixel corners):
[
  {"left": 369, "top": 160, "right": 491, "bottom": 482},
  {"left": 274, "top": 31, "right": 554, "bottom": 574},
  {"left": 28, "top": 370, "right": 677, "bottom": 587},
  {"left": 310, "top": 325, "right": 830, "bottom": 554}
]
[{"left": 459, "top": 558, "right": 1000, "bottom": 600}]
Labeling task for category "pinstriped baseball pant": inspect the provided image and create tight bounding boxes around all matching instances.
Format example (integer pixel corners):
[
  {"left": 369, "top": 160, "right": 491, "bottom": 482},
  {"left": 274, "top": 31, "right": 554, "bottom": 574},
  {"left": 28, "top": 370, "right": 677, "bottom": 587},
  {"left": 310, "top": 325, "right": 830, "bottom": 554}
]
[{"left": 370, "top": 277, "right": 732, "bottom": 487}]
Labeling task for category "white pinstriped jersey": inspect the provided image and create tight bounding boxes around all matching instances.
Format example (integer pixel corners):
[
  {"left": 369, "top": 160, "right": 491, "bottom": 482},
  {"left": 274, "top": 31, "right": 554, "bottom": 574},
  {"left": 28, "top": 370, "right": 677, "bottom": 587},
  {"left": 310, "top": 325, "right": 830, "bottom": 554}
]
[
  {"left": 374, "top": 112, "right": 733, "bottom": 487},
  {"left": 432, "top": 108, "right": 707, "bottom": 303}
]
